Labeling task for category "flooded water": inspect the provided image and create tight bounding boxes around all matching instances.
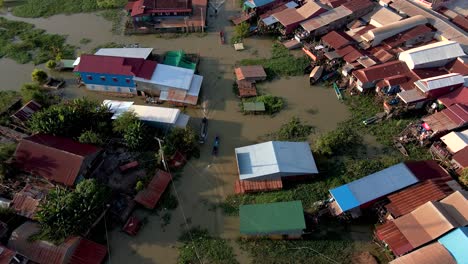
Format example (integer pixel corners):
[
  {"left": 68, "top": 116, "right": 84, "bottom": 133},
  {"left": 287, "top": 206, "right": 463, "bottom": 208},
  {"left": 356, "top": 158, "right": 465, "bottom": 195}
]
[{"left": 1, "top": 2, "right": 351, "bottom": 263}]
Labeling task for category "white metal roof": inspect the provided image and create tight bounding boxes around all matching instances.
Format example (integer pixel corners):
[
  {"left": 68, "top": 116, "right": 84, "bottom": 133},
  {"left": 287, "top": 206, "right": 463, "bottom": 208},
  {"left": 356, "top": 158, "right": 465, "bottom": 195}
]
[
  {"left": 367, "top": 15, "right": 427, "bottom": 46},
  {"left": 135, "top": 64, "right": 195, "bottom": 91},
  {"left": 235, "top": 141, "right": 318, "bottom": 181},
  {"left": 103, "top": 100, "right": 185, "bottom": 126},
  {"left": 441, "top": 129, "right": 468, "bottom": 153},
  {"left": 94, "top": 48, "right": 153, "bottom": 59},
  {"left": 262, "top": 16, "right": 279, "bottom": 26},
  {"left": 285, "top": 1, "right": 298, "bottom": 8},
  {"left": 188, "top": 74, "right": 203, "bottom": 96},
  {"left": 399, "top": 41, "right": 466, "bottom": 69},
  {"left": 346, "top": 163, "right": 418, "bottom": 205},
  {"left": 415, "top": 73, "right": 464, "bottom": 93}
]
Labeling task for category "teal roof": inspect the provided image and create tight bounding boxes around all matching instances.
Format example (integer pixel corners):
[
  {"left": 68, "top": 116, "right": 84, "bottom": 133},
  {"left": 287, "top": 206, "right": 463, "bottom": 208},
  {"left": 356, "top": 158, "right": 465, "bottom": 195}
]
[
  {"left": 438, "top": 227, "right": 468, "bottom": 264},
  {"left": 163, "top": 51, "right": 196, "bottom": 70},
  {"left": 60, "top": 59, "right": 76, "bottom": 69},
  {"left": 240, "top": 201, "right": 305, "bottom": 235},
  {"left": 243, "top": 102, "right": 265, "bottom": 112}
]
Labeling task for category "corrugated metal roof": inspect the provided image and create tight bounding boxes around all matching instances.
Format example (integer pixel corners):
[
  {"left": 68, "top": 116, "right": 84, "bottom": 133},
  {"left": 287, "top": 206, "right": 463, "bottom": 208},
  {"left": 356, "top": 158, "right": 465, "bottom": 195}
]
[
  {"left": 246, "top": 0, "right": 276, "bottom": 8},
  {"left": 68, "top": 238, "right": 107, "bottom": 264},
  {"left": 438, "top": 87, "right": 468, "bottom": 107},
  {"left": 336, "top": 45, "right": 364, "bottom": 63},
  {"left": 300, "top": 6, "right": 352, "bottom": 32},
  {"left": 321, "top": 31, "right": 353, "bottom": 50},
  {"left": 385, "top": 180, "right": 453, "bottom": 218},
  {"left": 415, "top": 73, "right": 464, "bottom": 93},
  {"left": 11, "top": 100, "right": 42, "bottom": 123},
  {"left": 0, "top": 244, "right": 17, "bottom": 264},
  {"left": 438, "top": 227, "right": 468, "bottom": 264},
  {"left": 240, "top": 201, "right": 305, "bottom": 235},
  {"left": 382, "top": 24, "right": 434, "bottom": 49},
  {"left": 135, "top": 63, "right": 195, "bottom": 91},
  {"left": 366, "top": 15, "right": 427, "bottom": 46},
  {"left": 439, "top": 190, "right": 468, "bottom": 226},
  {"left": 375, "top": 221, "right": 414, "bottom": 256},
  {"left": 8, "top": 222, "right": 80, "bottom": 264},
  {"left": 397, "top": 89, "right": 426, "bottom": 104},
  {"left": 441, "top": 129, "right": 468, "bottom": 153},
  {"left": 235, "top": 141, "right": 318, "bottom": 181},
  {"left": 235, "top": 179, "right": 283, "bottom": 194},
  {"left": 94, "top": 48, "right": 153, "bottom": 59},
  {"left": 361, "top": 6, "right": 402, "bottom": 27},
  {"left": 134, "top": 170, "right": 172, "bottom": 209},
  {"left": 331, "top": 163, "right": 419, "bottom": 212},
  {"left": 14, "top": 135, "right": 101, "bottom": 187},
  {"left": 389, "top": 243, "right": 456, "bottom": 264},
  {"left": 11, "top": 184, "right": 49, "bottom": 219},
  {"left": 353, "top": 60, "right": 410, "bottom": 83},
  {"left": 453, "top": 146, "right": 468, "bottom": 167},
  {"left": 235, "top": 66, "right": 267, "bottom": 81},
  {"left": 399, "top": 41, "right": 465, "bottom": 70},
  {"left": 404, "top": 160, "right": 452, "bottom": 182}
]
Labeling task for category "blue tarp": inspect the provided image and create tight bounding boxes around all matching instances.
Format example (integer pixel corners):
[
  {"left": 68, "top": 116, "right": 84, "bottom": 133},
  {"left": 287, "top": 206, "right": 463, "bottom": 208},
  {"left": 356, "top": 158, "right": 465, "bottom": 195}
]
[
  {"left": 438, "top": 227, "right": 468, "bottom": 264},
  {"left": 330, "top": 185, "right": 360, "bottom": 212}
]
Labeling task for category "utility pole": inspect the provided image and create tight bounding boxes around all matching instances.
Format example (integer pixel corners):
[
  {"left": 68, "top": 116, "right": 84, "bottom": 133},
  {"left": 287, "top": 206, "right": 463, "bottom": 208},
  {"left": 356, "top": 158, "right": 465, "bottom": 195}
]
[
  {"left": 155, "top": 137, "right": 168, "bottom": 171},
  {"left": 200, "top": 7, "right": 204, "bottom": 32}
]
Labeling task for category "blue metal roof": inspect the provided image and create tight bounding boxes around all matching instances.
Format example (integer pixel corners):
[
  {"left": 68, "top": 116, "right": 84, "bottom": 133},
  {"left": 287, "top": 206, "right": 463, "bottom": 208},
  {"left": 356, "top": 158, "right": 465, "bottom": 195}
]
[
  {"left": 244, "top": 0, "right": 275, "bottom": 8},
  {"left": 438, "top": 227, "right": 468, "bottom": 264},
  {"left": 330, "top": 185, "right": 360, "bottom": 212}
]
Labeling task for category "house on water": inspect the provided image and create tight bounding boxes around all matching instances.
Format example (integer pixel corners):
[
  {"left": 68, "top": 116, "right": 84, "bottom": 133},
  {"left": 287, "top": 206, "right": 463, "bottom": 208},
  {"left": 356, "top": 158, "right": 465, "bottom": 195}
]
[
  {"left": 240, "top": 201, "right": 306, "bottom": 239},
  {"left": 13, "top": 134, "right": 102, "bottom": 187},
  {"left": 103, "top": 100, "right": 190, "bottom": 129},
  {"left": 74, "top": 54, "right": 203, "bottom": 105},
  {"left": 234, "top": 141, "right": 318, "bottom": 194}
]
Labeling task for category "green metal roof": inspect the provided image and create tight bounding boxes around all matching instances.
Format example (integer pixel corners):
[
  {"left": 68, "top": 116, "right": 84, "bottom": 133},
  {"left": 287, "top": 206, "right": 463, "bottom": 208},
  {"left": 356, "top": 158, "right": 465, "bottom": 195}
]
[
  {"left": 60, "top": 59, "right": 76, "bottom": 69},
  {"left": 163, "top": 51, "right": 196, "bottom": 70},
  {"left": 243, "top": 102, "right": 265, "bottom": 112},
  {"left": 240, "top": 201, "right": 305, "bottom": 234}
]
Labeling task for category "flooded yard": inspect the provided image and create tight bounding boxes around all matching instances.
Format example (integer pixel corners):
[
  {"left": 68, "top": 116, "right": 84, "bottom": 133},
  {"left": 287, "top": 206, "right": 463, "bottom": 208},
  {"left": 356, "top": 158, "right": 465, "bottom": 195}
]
[{"left": 1, "top": 2, "right": 351, "bottom": 263}]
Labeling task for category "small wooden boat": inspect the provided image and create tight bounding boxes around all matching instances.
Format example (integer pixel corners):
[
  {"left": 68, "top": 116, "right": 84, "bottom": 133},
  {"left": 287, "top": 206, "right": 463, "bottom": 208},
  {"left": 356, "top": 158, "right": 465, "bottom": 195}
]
[
  {"left": 199, "top": 117, "right": 208, "bottom": 144},
  {"left": 309, "top": 66, "right": 324, "bottom": 85},
  {"left": 362, "top": 116, "right": 379, "bottom": 125},
  {"left": 333, "top": 83, "right": 343, "bottom": 100},
  {"left": 219, "top": 31, "right": 225, "bottom": 45},
  {"left": 393, "top": 139, "right": 409, "bottom": 157}
]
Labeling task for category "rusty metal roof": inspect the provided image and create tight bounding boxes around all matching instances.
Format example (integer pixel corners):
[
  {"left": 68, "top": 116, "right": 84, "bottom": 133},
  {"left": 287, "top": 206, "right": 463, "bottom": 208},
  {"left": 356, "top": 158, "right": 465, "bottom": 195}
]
[
  {"left": 134, "top": 170, "right": 172, "bottom": 209},
  {"left": 376, "top": 221, "right": 414, "bottom": 256},
  {"left": 385, "top": 180, "right": 453, "bottom": 218},
  {"left": 11, "top": 184, "right": 50, "bottom": 219},
  {"left": 235, "top": 66, "right": 267, "bottom": 81},
  {"left": 453, "top": 146, "right": 468, "bottom": 168},
  {"left": 11, "top": 100, "right": 42, "bottom": 123},
  {"left": 68, "top": 238, "right": 107, "bottom": 264},
  {"left": 235, "top": 179, "right": 283, "bottom": 194}
]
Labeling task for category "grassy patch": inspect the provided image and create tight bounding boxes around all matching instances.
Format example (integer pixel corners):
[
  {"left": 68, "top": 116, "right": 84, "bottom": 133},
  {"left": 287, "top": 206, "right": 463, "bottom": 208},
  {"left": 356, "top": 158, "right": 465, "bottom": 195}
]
[
  {"left": 178, "top": 228, "right": 238, "bottom": 264},
  {"left": 12, "top": 0, "right": 127, "bottom": 17},
  {"left": 239, "top": 44, "right": 309, "bottom": 79},
  {"left": 0, "top": 17, "right": 75, "bottom": 64},
  {"left": 99, "top": 9, "right": 124, "bottom": 34},
  {"left": 79, "top": 38, "right": 92, "bottom": 45},
  {"left": 242, "top": 94, "right": 285, "bottom": 115}
]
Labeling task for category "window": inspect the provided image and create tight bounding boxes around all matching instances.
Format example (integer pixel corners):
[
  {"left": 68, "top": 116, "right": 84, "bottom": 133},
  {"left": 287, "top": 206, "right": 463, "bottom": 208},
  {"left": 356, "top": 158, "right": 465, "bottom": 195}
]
[
  {"left": 125, "top": 78, "right": 131, "bottom": 83},
  {"left": 100, "top": 76, "right": 106, "bottom": 81},
  {"left": 87, "top": 75, "right": 93, "bottom": 81},
  {"left": 112, "top": 77, "right": 118, "bottom": 82}
]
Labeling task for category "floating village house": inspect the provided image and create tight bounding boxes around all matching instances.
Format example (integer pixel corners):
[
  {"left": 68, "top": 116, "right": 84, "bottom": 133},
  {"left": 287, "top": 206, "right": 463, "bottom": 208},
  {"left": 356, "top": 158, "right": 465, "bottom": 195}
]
[
  {"left": 329, "top": 160, "right": 452, "bottom": 218},
  {"left": 270, "top": 1, "right": 327, "bottom": 35},
  {"left": 125, "top": 0, "right": 207, "bottom": 33},
  {"left": 103, "top": 100, "right": 190, "bottom": 129},
  {"left": 74, "top": 54, "right": 203, "bottom": 105},
  {"left": 8, "top": 221, "right": 108, "bottom": 264},
  {"left": 234, "top": 141, "right": 318, "bottom": 194},
  {"left": 375, "top": 190, "right": 468, "bottom": 256},
  {"left": 240, "top": 201, "right": 306, "bottom": 239},
  {"left": 13, "top": 134, "right": 102, "bottom": 187}
]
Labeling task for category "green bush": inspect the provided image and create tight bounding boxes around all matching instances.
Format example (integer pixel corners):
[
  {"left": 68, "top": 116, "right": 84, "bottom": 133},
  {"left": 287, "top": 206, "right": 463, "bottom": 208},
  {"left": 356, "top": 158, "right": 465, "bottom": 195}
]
[
  {"left": 31, "top": 69, "right": 48, "bottom": 84},
  {"left": 135, "top": 180, "right": 145, "bottom": 192},
  {"left": 314, "top": 125, "right": 362, "bottom": 156},
  {"left": 46, "top": 60, "right": 57, "bottom": 70},
  {"left": 163, "top": 127, "right": 199, "bottom": 158},
  {"left": 245, "top": 94, "right": 284, "bottom": 115},
  {"left": 78, "top": 130, "right": 104, "bottom": 145},
  {"left": 269, "top": 117, "right": 313, "bottom": 141}
]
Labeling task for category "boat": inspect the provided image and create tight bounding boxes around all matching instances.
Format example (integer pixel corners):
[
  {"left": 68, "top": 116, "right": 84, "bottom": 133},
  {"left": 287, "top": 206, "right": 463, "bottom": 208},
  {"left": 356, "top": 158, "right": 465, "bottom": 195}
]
[
  {"left": 333, "top": 83, "right": 343, "bottom": 100},
  {"left": 393, "top": 139, "right": 409, "bottom": 157},
  {"left": 321, "top": 71, "right": 336, "bottom": 81},
  {"left": 212, "top": 136, "right": 220, "bottom": 156},
  {"left": 219, "top": 31, "right": 225, "bottom": 45},
  {"left": 309, "top": 66, "right": 324, "bottom": 85},
  {"left": 362, "top": 116, "right": 379, "bottom": 125},
  {"left": 199, "top": 117, "right": 208, "bottom": 144}
]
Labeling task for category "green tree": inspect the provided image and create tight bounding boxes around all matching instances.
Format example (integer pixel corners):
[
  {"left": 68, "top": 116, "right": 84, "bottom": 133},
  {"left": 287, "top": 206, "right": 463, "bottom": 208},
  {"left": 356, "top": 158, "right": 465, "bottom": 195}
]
[
  {"left": 45, "top": 60, "right": 57, "bottom": 70},
  {"left": 78, "top": 130, "right": 104, "bottom": 145},
  {"left": 20, "top": 83, "right": 48, "bottom": 105},
  {"left": 0, "top": 143, "right": 17, "bottom": 182},
  {"left": 96, "top": 0, "right": 126, "bottom": 8},
  {"left": 234, "top": 22, "right": 249, "bottom": 39},
  {"left": 35, "top": 179, "right": 110, "bottom": 244},
  {"left": 460, "top": 168, "right": 468, "bottom": 187},
  {"left": 123, "top": 121, "right": 145, "bottom": 150},
  {"left": 163, "top": 127, "right": 199, "bottom": 158},
  {"left": 31, "top": 69, "right": 48, "bottom": 84},
  {"left": 314, "top": 125, "right": 362, "bottom": 156},
  {"left": 135, "top": 180, "right": 144, "bottom": 192},
  {"left": 271, "top": 117, "right": 313, "bottom": 141},
  {"left": 112, "top": 111, "right": 139, "bottom": 134}
]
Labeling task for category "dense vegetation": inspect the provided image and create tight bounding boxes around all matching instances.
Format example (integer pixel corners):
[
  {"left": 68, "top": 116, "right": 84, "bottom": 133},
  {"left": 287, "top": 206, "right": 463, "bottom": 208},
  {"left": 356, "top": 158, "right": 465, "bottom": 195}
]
[
  {"left": 0, "top": 91, "right": 20, "bottom": 113},
  {"left": 163, "top": 127, "right": 200, "bottom": 158},
  {"left": 0, "top": 143, "right": 17, "bottom": 182},
  {"left": 13, "top": 0, "right": 127, "bottom": 17},
  {"left": 240, "top": 44, "right": 310, "bottom": 78},
  {"left": 178, "top": 228, "right": 238, "bottom": 264},
  {"left": 29, "top": 98, "right": 112, "bottom": 139},
  {"left": 266, "top": 117, "right": 313, "bottom": 141},
  {"left": 35, "top": 179, "right": 110, "bottom": 243},
  {"left": 244, "top": 94, "right": 285, "bottom": 115},
  {"left": 231, "top": 22, "right": 250, "bottom": 44},
  {"left": 112, "top": 111, "right": 148, "bottom": 150},
  {"left": 0, "top": 17, "right": 75, "bottom": 64}
]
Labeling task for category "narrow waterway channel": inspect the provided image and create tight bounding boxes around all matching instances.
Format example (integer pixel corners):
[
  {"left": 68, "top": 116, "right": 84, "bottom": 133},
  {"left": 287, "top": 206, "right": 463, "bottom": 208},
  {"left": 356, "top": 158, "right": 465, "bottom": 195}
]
[{"left": 1, "top": 2, "right": 352, "bottom": 263}]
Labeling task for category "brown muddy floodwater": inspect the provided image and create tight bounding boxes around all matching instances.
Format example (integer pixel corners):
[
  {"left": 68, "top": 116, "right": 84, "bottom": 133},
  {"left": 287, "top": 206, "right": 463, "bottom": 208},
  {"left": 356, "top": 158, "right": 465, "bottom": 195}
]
[{"left": 1, "top": 2, "right": 350, "bottom": 263}]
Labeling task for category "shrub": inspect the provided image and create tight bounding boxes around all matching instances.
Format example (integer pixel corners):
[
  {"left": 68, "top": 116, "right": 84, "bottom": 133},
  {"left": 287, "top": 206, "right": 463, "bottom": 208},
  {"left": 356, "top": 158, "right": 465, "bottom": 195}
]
[
  {"left": 78, "top": 130, "right": 104, "bottom": 145},
  {"left": 269, "top": 117, "right": 313, "bottom": 141},
  {"left": 45, "top": 60, "right": 57, "bottom": 70},
  {"left": 314, "top": 125, "right": 362, "bottom": 156},
  {"left": 135, "top": 180, "right": 145, "bottom": 192},
  {"left": 245, "top": 95, "right": 284, "bottom": 115},
  {"left": 31, "top": 69, "right": 48, "bottom": 84},
  {"left": 163, "top": 127, "right": 199, "bottom": 158}
]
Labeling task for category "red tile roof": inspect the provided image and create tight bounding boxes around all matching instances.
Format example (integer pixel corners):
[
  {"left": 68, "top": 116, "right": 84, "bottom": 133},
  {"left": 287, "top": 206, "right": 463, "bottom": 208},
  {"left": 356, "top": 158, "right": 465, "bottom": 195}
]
[
  {"left": 438, "top": 87, "right": 468, "bottom": 107},
  {"left": 235, "top": 179, "right": 283, "bottom": 194},
  {"left": 404, "top": 160, "right": 452, "bottom": 182},
  {"left": 74, "top": 54, "right": 157, "bottom": 80},
  {"left": 452, "top": 146, "right": 468, "bottom": 168},
  {"left": 321, "top": 31, "right": 353, "bottom": 50},
  {"left": 385, "top": 180, "right": 453, "bottom": 218},
  {"left": 11, "top": 100, "right": 42, "bottom": 123},
  {"left": 134, "top": 170, "right": 172, "bottom": 209},
  {"left": 68, "top": 238, "right": 107, "bottom": 264},
  {"left": 353, "top": 60, "right": 410, "bottom": 83},
  {"left": 336, "top": 45, "right": 364, "bottom": 63},
  {"left": 375, "top": 221, "right": 414, "bottom": 256},
  {"left": 14, "top": 134, "right": 101, "bottom": 187}
]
